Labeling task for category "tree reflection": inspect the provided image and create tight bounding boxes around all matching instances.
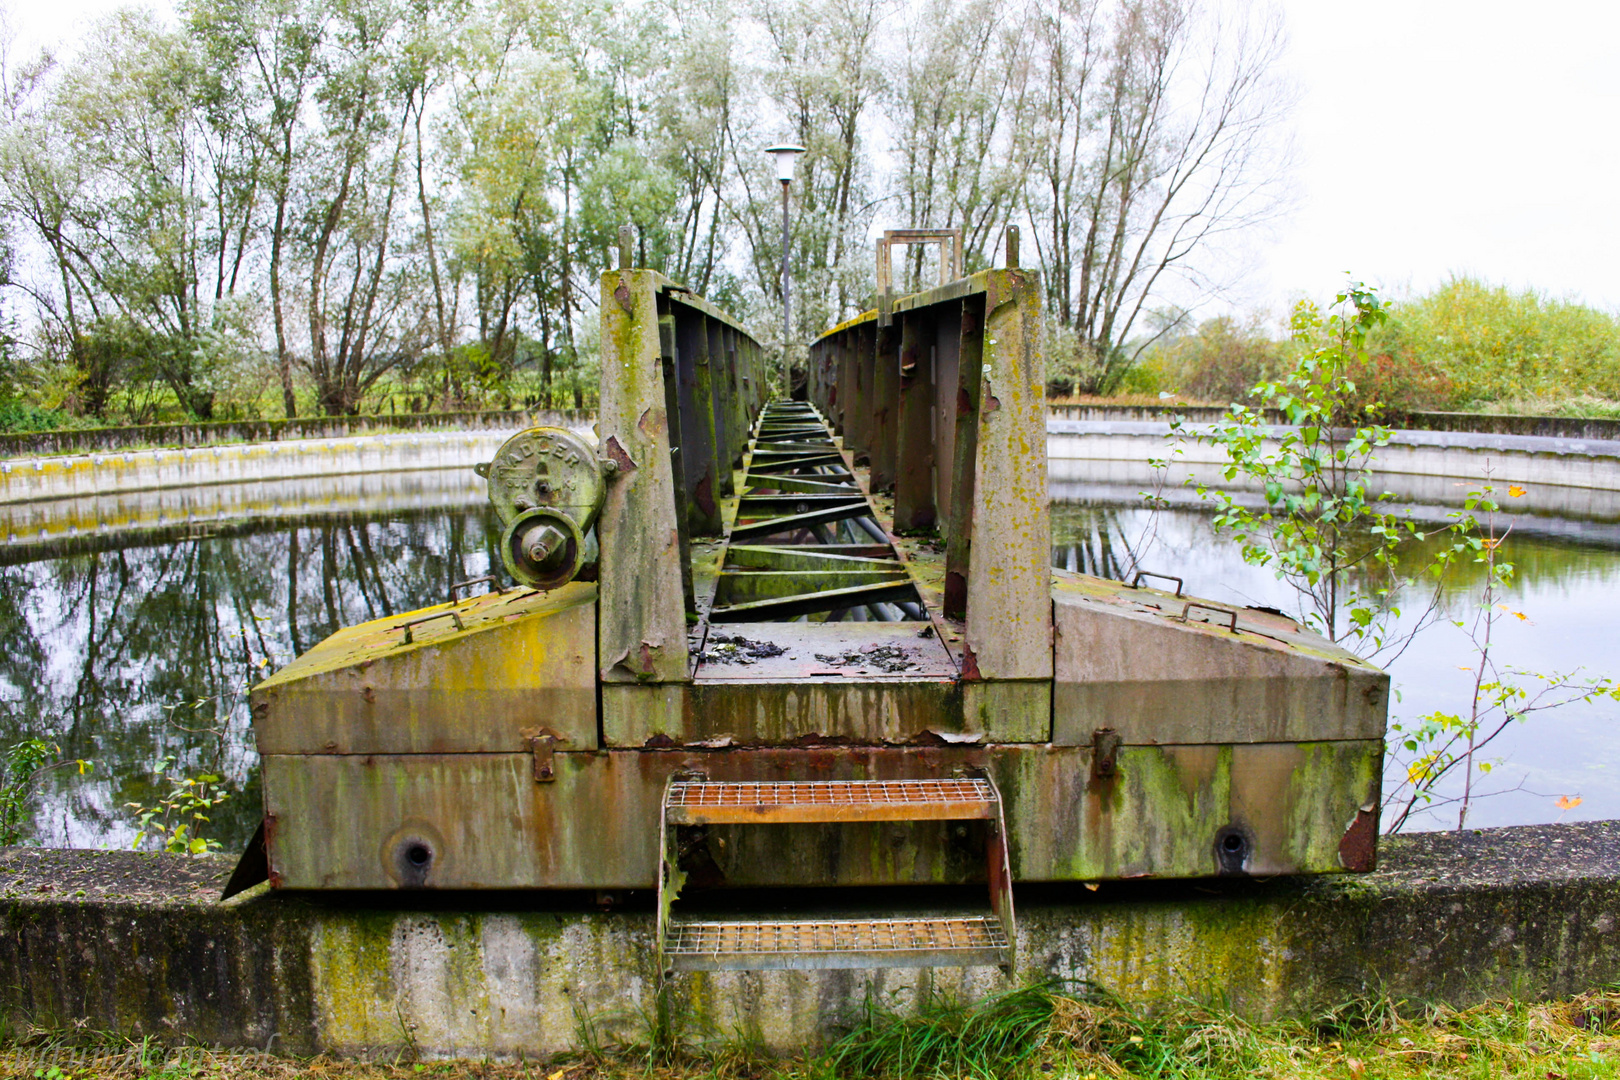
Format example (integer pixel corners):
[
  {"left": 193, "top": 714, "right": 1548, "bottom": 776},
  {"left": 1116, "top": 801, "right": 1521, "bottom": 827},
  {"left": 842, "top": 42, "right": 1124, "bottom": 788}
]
[
  {"left": 0, "top": 508, "right": 501, "bottom": 850},
  {"left": 1050, "top": 504, "right": 1150, "bottom": 582}
]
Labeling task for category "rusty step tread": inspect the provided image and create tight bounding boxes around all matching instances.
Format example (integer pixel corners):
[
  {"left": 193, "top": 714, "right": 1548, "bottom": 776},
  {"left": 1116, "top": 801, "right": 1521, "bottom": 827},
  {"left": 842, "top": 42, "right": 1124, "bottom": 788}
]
[
  {"left": 664, "top": 778, "right": 996, "bottom": 824},
  {"left": 663, "top": 915, "right": 1009, "bottom": 971}
]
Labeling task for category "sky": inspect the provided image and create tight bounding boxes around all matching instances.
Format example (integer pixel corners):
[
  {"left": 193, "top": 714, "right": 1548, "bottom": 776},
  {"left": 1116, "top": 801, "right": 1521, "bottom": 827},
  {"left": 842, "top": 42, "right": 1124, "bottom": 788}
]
[
  {"left": 8, "top": 0, "right": 1620, "bottom": 315},
  {"left": 1259, "top": 0, "right": 1620, "bottom": 312}
]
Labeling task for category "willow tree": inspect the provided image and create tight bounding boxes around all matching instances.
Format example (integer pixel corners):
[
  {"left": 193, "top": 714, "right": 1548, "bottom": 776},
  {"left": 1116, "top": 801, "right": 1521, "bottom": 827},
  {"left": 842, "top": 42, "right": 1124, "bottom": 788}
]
[{"left": 1024, "top": 0, "right": 1294, "bottom": 393}]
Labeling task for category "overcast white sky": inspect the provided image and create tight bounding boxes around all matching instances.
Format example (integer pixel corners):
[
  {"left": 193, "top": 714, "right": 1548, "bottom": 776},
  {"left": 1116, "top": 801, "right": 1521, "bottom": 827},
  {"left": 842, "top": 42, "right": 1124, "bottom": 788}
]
[
  {"left": 9, "top": 0, "right": 1620, "bottom": 313},
  {"left": 1261, "top": 0, "right": 1620, "bottom": 312}
]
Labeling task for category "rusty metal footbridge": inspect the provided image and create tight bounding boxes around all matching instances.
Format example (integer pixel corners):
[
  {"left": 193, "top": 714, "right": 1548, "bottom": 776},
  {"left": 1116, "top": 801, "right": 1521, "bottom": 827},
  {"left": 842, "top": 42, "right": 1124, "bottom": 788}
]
[{"left": 237, "top": 232, "right": 1389, "bottom": 978}]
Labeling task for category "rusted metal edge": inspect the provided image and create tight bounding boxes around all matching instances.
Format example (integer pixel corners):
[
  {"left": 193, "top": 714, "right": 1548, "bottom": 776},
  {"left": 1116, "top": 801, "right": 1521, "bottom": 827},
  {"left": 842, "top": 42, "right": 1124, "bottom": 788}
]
[{"left": 708, "top": 578, "right": 921, "bottom": 621}]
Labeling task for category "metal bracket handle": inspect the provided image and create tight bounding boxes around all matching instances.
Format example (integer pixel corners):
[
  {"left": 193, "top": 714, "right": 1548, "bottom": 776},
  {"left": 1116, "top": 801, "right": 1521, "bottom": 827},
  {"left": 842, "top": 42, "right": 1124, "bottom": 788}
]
[
  {"left": 449, "top": 575, "right": 507, "bottom": 603},
  {"left": 1180, "top": 601, "right": 1238, "bottom": 633},
  {"left": 1129, "top": 570, "right": 1184, "bottom": 596},
  {"left": 399, "top": 610, "right": 465, "bottom": 644}
]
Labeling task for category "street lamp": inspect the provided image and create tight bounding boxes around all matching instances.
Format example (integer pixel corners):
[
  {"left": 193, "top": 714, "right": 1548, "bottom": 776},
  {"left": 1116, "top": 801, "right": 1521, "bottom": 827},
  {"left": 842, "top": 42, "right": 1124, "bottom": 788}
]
[{"left": 764, "top": 143, "right": 806, "bottom": 355}]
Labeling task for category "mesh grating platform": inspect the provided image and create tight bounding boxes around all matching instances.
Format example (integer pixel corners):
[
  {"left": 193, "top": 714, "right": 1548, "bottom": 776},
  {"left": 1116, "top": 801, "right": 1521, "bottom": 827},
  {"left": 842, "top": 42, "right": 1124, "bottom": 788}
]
[
  {"left": 663, "top": 915, "right": 1009, "bottom": 971},
  {"left": 664, "top": 778, "right": 997, "bottom": 824}
]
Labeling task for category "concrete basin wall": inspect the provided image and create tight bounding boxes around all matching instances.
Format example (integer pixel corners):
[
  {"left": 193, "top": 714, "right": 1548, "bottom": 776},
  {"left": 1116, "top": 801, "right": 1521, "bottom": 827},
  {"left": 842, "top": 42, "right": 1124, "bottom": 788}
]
[
  {"left": 2, "top": 821, "right": 1617, "bottom": 1059},
  {"left": 0, "top": 426, "right": 595, "bottom": 549},
  {"left": 1049, "top": 420, "right": 1620, "bottom": 519}
]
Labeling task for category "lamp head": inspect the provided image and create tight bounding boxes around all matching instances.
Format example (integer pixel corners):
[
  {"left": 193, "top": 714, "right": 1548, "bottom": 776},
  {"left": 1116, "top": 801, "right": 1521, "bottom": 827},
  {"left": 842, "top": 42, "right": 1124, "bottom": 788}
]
[{"left": 764, "top": 143, "right": 807, "bottom": 184}]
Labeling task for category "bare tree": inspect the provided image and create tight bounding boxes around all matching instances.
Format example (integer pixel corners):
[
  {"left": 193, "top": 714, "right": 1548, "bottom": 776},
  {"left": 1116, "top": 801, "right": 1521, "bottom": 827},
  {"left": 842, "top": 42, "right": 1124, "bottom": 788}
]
[
  {"left": 1024, "top": 0, "right": 1294, "bottom": 393},
  {"left": 887, "top": 0, "right": 1036, "bottom": 279}
]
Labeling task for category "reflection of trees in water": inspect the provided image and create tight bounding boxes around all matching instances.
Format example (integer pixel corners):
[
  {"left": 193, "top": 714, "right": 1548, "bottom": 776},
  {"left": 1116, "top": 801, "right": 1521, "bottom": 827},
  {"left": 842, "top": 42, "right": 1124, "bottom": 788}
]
[
  {"left": 1051, "top": 501, "right": 1620, "bottom": 608},
  {"left": 1050, "top": 505, "right": 1147, "bottom": 582},
  {"left": 0, "top": 508, "right": 500, "bottom": 849}
]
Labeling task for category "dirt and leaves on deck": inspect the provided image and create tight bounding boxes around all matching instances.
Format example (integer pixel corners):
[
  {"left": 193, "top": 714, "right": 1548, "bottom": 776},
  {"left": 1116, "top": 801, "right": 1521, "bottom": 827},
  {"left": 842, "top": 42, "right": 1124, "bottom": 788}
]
[{"left": 5, "top": 983, "right": 1620, "bottom": 1080}]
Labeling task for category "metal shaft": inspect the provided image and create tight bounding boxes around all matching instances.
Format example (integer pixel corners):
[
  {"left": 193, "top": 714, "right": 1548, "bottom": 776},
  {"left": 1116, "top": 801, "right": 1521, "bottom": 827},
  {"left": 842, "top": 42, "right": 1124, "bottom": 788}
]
[{"left": 781, "top": 179, "right": 791, "bottom": 357}]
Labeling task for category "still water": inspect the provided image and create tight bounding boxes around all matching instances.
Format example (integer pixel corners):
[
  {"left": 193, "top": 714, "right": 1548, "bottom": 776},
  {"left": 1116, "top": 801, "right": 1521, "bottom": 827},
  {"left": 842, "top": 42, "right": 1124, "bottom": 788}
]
[
  {"left": 6, "top": 510, "right": 506, "bottom": 851},
  {"left": 8, "top": 494, "right": 1617, "bottom": 851}
]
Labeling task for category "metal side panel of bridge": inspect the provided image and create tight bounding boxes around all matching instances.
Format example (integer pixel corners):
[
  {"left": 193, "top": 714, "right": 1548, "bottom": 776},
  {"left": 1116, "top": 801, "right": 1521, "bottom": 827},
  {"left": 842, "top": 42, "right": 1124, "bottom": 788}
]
[{"left": 246, "top": 256, "right": 1388, "bottom": 977}]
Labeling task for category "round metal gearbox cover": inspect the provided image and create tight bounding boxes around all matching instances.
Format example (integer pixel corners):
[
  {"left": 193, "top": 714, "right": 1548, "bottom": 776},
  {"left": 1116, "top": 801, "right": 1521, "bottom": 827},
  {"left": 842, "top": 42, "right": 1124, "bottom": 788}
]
[{"left": 479, "top": 426, "right": 604, "bottom": 529}]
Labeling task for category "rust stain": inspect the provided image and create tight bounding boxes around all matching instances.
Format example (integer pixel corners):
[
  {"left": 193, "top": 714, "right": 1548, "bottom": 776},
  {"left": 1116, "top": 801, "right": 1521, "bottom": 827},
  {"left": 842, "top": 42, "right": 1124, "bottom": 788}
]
[
  {"left": 789, "top": 732, "right": 857, "bottom": 747},
  {"left": 1338, "top": 804, "right": 1379, "bottom": 871},
  {"left": 264, "top": 815, "right": 283, "bottom": 889},
  {"left": 638, "top": 407, "right": 667, "bottom": 438},
  {"left": 957, "top": 387, "right": 973, "bottom": 416},
  {"left": 694, "top": 471, "right": 717, "bottom": 518},
  {"left": 960, "top": 642, "right": 982, "bottom": 681},
  {"left": 614, "top": 280, "right": 633, "bottom": 314},
  {"left": 604, "top": 436, "right": 636, "bottom": 473},
  {"left": 644, "top": 733, "right": 676, "bottom": 748},
  {"left": 984, "top": 394, "right": 1001, "bottom": 415}
]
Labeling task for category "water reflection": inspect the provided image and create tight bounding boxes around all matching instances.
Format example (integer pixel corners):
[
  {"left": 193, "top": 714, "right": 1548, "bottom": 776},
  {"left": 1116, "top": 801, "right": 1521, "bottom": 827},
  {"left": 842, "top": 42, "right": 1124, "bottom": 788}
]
[
  {"left": 5, "top": 508, "right": 500, "bottom": 851},
  {"left": 1053, "top": 502, "right": 1620, "bottom": 832},
  {"left": 8, "top": 495, "right": 1615, "bottom": 850}
]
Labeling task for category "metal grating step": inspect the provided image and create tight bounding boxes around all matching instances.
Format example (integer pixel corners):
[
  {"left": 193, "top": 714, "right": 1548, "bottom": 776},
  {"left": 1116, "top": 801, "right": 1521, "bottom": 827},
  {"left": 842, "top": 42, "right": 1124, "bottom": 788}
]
[
  {"left": 664, "top": 915, "right": 1009, "bottom": 971},
  {"left": 665, "top": 778, "right": 997, "bottom": 824}
]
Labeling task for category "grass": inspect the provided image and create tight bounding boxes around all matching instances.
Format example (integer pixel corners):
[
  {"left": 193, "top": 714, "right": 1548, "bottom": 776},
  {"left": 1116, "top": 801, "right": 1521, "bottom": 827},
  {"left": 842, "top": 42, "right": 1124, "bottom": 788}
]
[{"left": 5, "top": 984, "right": 1620, "bottom": 1079}]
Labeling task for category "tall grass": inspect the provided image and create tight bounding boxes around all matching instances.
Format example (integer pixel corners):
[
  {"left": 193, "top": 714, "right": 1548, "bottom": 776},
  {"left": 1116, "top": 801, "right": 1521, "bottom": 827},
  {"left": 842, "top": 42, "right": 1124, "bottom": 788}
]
[
  {"left": 4, "top": 984, "right": 1620, "bottom": 1078},
  {"left": 817, "top": 983, "right": 1059, "bottom": 1079}
]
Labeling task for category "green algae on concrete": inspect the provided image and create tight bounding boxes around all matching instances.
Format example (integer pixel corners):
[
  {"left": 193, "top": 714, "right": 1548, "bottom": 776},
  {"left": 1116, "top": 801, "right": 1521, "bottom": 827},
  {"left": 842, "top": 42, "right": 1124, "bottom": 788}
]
[{"left": 2, "top": 823, "right": 1619, "bottom": 1058}]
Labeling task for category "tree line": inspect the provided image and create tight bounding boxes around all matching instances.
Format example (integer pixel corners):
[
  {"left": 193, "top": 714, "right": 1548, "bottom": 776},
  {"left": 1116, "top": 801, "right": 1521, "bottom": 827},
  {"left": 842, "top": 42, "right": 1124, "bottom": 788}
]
[{"left": 0, "top": 0, "right": 1291, "bottom": 424}]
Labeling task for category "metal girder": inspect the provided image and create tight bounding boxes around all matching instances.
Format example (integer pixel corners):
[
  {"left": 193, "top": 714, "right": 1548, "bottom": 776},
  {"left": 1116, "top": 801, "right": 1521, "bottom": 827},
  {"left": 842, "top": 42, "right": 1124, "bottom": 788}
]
[
  {"left": 709, "top": 578, "right": 921, "bottom": 622},
  {"left": 744, "top": 476, "right": 862, "bottom": 495},
  {"left": 728, "top": 500, "right": 871, "bottom": 541}
]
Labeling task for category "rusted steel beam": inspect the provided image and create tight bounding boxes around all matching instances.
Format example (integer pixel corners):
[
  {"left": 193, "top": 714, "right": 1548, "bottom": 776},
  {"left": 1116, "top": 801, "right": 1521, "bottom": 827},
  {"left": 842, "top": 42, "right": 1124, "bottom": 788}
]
[
  {"left": 725, "top": 545, "right": 899, "bottom": 570},
  {"left": 869, "top": 321, "right": 900, "bottom": 492},
  {"left": 744, "top": 476, "right": 861, "bottom": 496},
  {"left": 708, "top": 319, "right": 735, "bottom": 494},
  {"left": 737, "top": 494, "right": 871, "bottom": 514},
  {"left": 261, "top": 739, "right": 1383, "bottom": 889},
  {"left": 727, "top": 500, "right": 872, "bottom": 542},
  {"left": 674, "top": 304, "right": 722, "bottom": 536},
  {"left": 715, "top": 569, "right": 910, "bottom": 605},
  {"left": 893, "top": 308, "right": 937, "bottom": 530},
  {"left": 747, "top": 452, "right": 846, "bottom": 473},
  {"left": 658, "top": 305, "right": 697, "bottom": 612},
  {"left": 709, "top": 578, "right": 921, "bottom": 621},
  {"left": 931, "top": 301, "right": 963, "bottom": 531},
  {"left": 943, "top": 293, "right": 985, "bottom": 620},
  {"left": 842, "top": 323, "right": 870, "bottom": 460}
]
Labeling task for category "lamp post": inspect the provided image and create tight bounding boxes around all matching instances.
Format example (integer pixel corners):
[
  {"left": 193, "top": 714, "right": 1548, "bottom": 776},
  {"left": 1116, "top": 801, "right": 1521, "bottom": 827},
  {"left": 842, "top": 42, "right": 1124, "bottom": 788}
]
[{"left": 764, "top": 143, "right": 806, "bottom": 360}]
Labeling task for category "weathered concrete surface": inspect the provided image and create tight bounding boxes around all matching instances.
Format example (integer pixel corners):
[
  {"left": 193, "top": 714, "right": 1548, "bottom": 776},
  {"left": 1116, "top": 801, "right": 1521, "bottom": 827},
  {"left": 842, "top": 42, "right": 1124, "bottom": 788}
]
[
  {"left": 1048, "top": 403, "right": 1620, "bottom": 443},
  {"left": 0, "top": 425, "right": 597, "bottom": 550},
  {"left": 0, "top": 409, "right": 591, "bottom": 461},
  {"left": 0, "top": 427, "right": 589, "bottom": 507},
  {"left": 1048, "top": 419, "right": 1620, "bottom": 519},
  {"left": 1, "top": 821, "right": 1617, "bottom": 1058}
]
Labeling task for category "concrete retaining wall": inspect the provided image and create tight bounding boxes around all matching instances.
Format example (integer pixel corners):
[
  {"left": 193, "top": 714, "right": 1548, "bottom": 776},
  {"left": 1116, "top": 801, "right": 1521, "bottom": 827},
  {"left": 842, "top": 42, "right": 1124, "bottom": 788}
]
[
  {"left": 2, "top": 414, "right": 1617, "bottom": 549},
  {"left": 0, "top": 410, "right": 590, "bottom": 460},
  {"left": 0, "top": 425, "right": 595, "bottom": 549},
  {"left": 0, "top": 430, "right": 520, "bottom": 506},
  {"left": 2, "top": 821, "right": 1617, "bottom": 1059},
  {"left": 1048, "top": 404, "right": 1620, "bottom": 442},
  {"left": 1048, "top": 419, "right": 1620, "bottom": 520}
]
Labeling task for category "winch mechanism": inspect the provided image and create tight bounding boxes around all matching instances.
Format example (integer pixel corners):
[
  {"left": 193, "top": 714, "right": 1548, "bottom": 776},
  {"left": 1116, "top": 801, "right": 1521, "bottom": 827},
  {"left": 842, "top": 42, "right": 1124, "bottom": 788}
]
[{"left": 474, "top": 426, "right": 607, "bottom": 589}]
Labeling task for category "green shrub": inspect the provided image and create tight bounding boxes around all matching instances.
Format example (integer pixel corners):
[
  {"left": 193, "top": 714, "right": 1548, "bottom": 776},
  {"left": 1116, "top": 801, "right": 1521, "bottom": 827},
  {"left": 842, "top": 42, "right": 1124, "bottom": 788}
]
[
  {"left": 1382, "top": 277, "right": 1620, "bottom": 407},
  {"left": 1141, "top": 315, "right": 1281, "bottom": 404},
  {"left": 0, "top": 401, "right": 69, "bottom": 433}
]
